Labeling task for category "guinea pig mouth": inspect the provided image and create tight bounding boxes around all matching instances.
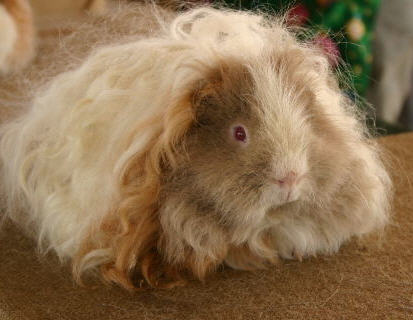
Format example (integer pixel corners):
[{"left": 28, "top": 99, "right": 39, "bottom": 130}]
[{"left": 262, "top": 184, "right": 302, "bottom": 208}]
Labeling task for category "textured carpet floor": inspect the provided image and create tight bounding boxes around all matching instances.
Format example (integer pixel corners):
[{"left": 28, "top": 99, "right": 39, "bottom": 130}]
[{"left": 0, "top": 133, "right": 412, "bottom": 319}]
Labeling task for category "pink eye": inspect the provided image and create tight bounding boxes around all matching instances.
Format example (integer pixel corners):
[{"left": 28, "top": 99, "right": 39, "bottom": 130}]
[{"left": 233, "top": 126, "right": 247, "bottom": 142}]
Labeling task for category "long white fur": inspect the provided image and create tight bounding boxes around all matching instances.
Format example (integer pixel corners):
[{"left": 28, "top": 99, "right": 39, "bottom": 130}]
[
  {"left": 0, "top": 4, "right": 391, "bottom": 283},
  {"left": 0, "top": 7, "right": 268, "bottom": 256}
]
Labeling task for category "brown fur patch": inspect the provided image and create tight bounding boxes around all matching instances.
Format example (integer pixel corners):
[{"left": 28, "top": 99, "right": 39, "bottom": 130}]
[{"left": 73, "top": 91, "right": 197, "bottom": 289}]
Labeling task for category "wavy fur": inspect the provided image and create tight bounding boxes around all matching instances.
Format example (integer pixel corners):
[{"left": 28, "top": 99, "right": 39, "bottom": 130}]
[{"left": 0, "top": 3, "right": 392, "bottom": 289}]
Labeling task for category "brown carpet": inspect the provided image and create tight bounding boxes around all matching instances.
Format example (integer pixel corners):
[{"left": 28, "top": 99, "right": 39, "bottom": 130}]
[{"left": 0, "top": 133, "right": 411, "bottom": 319}]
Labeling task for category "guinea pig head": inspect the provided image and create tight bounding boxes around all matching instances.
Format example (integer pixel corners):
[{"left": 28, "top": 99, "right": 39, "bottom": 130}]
[{"left": 171, "top": 58, "right": 312, "bottom": 233}]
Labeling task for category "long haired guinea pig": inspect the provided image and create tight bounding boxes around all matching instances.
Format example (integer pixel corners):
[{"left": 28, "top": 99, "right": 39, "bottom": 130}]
[
  {"left": 0, "top": 0, "right": 35, "bottom": 74},
  {"left": 0, "top": 4, "right": 392, "bottom": 289}
]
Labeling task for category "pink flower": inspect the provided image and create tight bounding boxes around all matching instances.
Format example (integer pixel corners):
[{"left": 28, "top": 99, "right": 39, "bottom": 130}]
[
  {"left": 287, "top": 4, "right": 310, "bottom": 26},
  {"left": 314, "top": 35, "right": 340, "bottom": 66}
]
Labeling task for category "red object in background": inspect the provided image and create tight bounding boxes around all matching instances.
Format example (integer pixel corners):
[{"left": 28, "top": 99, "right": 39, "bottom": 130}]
[
  {"left": 287, "top": 4, "right": 310, "bottom": 26},
  {"left": 313, "top": 34, "right": 340, "bottom": 66},
  {"left": 316, "top": 0, "right": 335, "bottom": 7}
]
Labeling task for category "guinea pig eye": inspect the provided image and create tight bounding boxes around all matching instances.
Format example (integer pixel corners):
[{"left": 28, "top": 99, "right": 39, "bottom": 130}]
[{"left": 233, "top": 125, "right": 247, "bottom": 143}]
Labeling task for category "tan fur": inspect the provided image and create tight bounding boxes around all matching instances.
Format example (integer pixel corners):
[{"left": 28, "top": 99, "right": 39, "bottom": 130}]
[
  {"left": 0, "top": 4, "right": 392, "bottom": 289},
  {"left": 0, "top": 0, "right": 35, "bottom": 73}
]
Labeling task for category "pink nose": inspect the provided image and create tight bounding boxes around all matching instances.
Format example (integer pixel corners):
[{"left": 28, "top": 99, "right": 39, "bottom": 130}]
[{"left": 274, "top": 171, "right": 298, "bottom": 188}]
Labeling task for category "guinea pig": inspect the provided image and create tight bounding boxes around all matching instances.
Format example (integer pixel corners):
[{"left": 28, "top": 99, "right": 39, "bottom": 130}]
[
  {"left": 0, "top": 0, "right": 35, "bottom": 74},
  {"left": 0, "top": 4, "right": 392, "bottom": 289}
]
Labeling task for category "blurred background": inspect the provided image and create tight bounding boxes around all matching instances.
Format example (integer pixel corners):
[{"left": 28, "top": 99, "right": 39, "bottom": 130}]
[
  {"left": 28, "top": 0, "right": 413, "bottom": 135},
  {"left": 219, "top": 0, "right": 413, "bottom": 135}
]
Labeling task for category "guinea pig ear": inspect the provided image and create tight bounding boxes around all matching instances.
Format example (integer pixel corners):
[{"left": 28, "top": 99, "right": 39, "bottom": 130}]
[{"left": 191, "top": 79, "right": 221, "bottom": 124}]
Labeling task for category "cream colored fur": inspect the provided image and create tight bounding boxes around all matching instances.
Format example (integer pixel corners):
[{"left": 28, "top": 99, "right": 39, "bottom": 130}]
[
  {"left": 0, "top": 5, "right": 18, "bottom": 73},
  {"left": 0, "top": 3, "right": 392, "bottom": 288}
]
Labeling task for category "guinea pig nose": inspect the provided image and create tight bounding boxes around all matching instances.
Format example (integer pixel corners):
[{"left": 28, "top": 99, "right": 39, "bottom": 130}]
[{"left": 274, "top": 171, "right": 298, "bottom": 188}]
